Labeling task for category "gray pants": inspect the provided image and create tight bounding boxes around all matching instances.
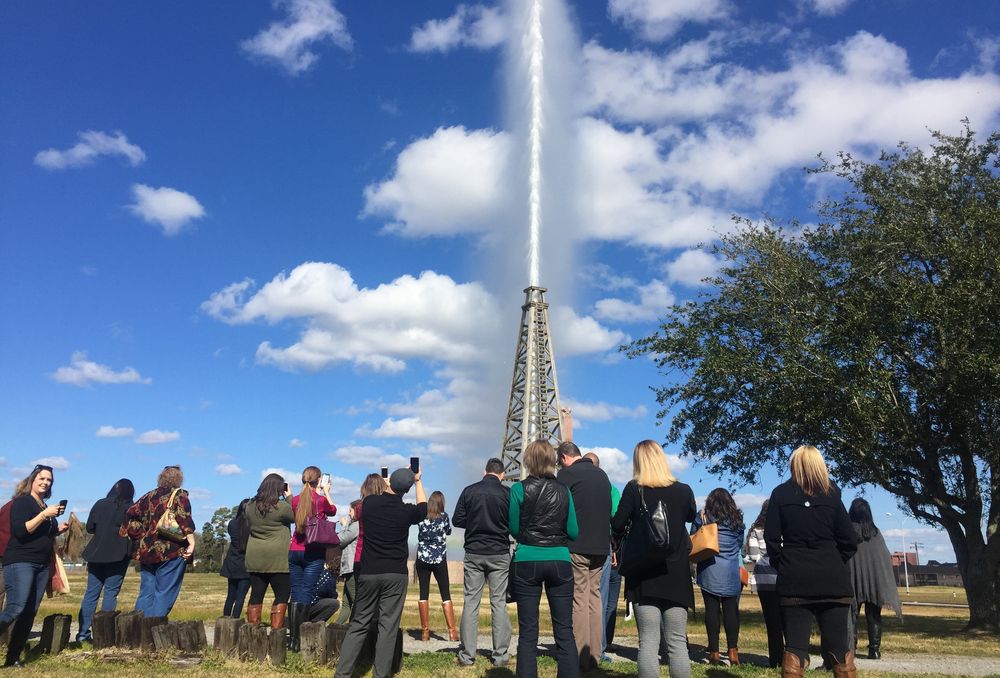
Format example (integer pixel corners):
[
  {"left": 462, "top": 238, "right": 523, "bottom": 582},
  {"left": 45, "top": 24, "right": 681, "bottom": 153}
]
[
  {"left": 636, "top": 603, "right": 690, "bottom": 678},
  {"left": 457, "top": 552, "right": 512, "bottom": 665},
  {"left": 333, "top": 573, "right": 408, "bottom": 678}
]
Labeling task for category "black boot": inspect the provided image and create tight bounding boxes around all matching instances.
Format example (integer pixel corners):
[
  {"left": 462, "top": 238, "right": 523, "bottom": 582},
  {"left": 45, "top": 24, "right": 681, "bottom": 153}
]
[
  {"left": 287, "top": 602, "right": 309, "bottom": 652},
  {"left": 866, "top": 604, "right": 882, "bottom": 659}
]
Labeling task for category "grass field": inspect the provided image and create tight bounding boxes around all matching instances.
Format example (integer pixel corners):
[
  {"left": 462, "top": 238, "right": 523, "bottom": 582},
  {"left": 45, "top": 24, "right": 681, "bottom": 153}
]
[{"left": 36, "top": 571, "right": 996, "bottom": 661}]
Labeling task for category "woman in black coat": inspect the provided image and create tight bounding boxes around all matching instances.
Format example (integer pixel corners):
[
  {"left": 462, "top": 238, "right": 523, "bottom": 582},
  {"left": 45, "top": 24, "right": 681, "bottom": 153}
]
[
  {"left": 611, "top": 440, "right": 695, "bottom": 678},
  {"left": 77, "top": 478, "right": 134, "bottom": 642},
  {"left": 764, "top": 446, "right": 858, "bottom": 678},
  {"left": 220, "top": 499, "right": 251, "bottom": 618}
]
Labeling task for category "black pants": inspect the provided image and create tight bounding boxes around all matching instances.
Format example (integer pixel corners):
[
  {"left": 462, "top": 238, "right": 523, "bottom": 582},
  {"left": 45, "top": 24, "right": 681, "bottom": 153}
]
[
  {"left": 783, "top": 602, "right": 850, "bottom": 664},
  {"left": 416, "top": 560, "right": 451, "bottom": 601},
  {"left": 854, "top": 601, "right": 882, "bottom": 651},
  {"left": 224, "top": 578, "right": 251, "bottom": 617},
  {"left": 248, "top": 572, "right": 291, "bottom": 606},
  {"left": 757, "top": 590, "right": 784, "bottom": 666},
  {"left": 513, "top": 560, "right": 577, "bottom": 678},
  {"left": 702, "top": 591, "right": 739, "bottom": 652}
]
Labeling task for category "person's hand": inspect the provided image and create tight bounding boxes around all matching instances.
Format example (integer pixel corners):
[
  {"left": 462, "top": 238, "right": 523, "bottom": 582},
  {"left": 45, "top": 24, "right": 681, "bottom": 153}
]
[
  {"left": 283, "top": 486, "right": 293, "bottom": 499},
  {"left": 182, "top": 544, "right": 195, "bottom": 559},
  {"left": 340, "top": 515, "right": 349, "bottom": 527},
  {"left": 58, "top": 521, "right": 70, "bottom": 534},
  {"left": 414, "top": 471, "right": 422, "bottom": 483},
  {"left": 41, "top": 505, "right": 61, "bottom": 519},
  {"left": 611, "top": 552, "right": 618, "bottom": 568}
]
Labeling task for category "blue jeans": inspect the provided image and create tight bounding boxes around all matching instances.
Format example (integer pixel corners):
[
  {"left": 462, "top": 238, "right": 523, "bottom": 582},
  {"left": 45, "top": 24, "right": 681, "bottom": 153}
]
[
  {"left": 513, "top": 560, "right": 578, "bottom": 678},
  {"left": 77, "top": 560, "right": 130, "bottom": 640},
  {"left": 288, "top": 549, "right": 325, "bottom": 604},
  {"left": 135, "top": 556, "right": 186, "bottom": 617},
  {"left": 0, "top": 562, "right": 50, "bottom": 664}
]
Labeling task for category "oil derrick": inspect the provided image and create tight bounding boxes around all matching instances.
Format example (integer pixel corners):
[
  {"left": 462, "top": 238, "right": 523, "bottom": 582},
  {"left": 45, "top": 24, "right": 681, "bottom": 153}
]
[{"left": 499, "top": 286, "right": 565, "bottom": 483}]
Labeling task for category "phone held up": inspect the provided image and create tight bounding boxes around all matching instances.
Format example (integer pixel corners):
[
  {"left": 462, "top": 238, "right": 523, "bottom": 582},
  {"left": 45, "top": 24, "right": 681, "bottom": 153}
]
[
  {"left": 321, "top": 473, "right": 331, "bottom": 488},
  {"left": 58, "top": 499, "right": 68, "bottom": 515},
  {"left": 380, "top": 466, "right": 389, "bottom": 479},
  {"left": 410, "top": 456, "right": 420, "bottom": 474}
]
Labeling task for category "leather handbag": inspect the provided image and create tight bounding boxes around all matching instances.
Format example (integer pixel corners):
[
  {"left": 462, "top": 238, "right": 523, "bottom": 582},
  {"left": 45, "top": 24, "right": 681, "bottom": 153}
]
[
  {"left": 688, "top": 511, "right": 720, "bottom": 563},
  {"left": 156, "top": 488, "right": 188, "bottom": 544},
  {"left": 305, "top": 514, "right": 340, "bottom": 547}
]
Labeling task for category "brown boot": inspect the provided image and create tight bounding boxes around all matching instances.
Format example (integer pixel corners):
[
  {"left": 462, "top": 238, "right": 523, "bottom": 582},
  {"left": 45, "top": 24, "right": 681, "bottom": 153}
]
[
  {"left": 708, "top": 651, "right": 722, "bottom": 665},
  {"left": 418, "top": 600, "right": 431, "bottom": 641},
  {"left": 270, "top": 603, "right": 287, "bottom": 630},
  {"left": 782, "top": 651, "right": 809, "bottom": 678},
  {"left": 832, "top": 651, "right": 857, "bottom": 678},
  {"left": 442, "top": 601, "right": 459, "bottom": 642},
  {"left": 246, "top": 603, "right": 263, "bottom": 626},
  {"left": 727, "top": 647, "right": 740, "bottom": 665}
]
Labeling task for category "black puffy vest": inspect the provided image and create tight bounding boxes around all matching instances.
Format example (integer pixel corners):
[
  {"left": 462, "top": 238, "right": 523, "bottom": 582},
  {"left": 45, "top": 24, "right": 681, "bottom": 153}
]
[{"left": 518, "top": 475, "right": 570, "bottom": 547}]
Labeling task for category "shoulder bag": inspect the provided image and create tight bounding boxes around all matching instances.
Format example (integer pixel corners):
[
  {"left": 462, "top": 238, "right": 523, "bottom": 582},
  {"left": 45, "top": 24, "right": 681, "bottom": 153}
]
[
  {"left": 305, "top": 500, "right": 340, "bottom": 548},
  {"left": 619, "top": 484, "right": 671, "bottom": 578},
  {"left": 156, "top": 488, "right": 188, "bottom": 544},
  {"left": 688, "top": 510, "right": 720, "bottom": 563}
]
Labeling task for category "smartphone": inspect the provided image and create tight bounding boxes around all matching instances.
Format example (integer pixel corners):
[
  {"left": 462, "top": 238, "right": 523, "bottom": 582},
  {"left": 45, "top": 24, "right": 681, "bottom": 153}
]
[
  {"left": 410, "top": 456, "right": 420, "bottom": 474},
  {"left": 283, "top": 483, "right": 289, "bottom": 493},
  {"left": 380, "top": 466, "right": 389, "bottom": 479},
  {"left": 58, "top": 499, "right": 68, "bottom": 513},
  {"left": 321, "top": 473, "right": 331, "bottom": 488}
]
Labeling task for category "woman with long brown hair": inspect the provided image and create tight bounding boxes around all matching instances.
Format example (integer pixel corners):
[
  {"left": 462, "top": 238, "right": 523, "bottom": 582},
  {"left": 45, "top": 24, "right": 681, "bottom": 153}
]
[
  {"left": 693, "top": 488, "right": 745, "bottom": 665},
  {"left": 287, "top": 466, "right": 336, "bottom": 649},
  {"left": 416, "top": 490, "right": 456, "bottom": 641},
  {"left": 245, "top": 473, "right": 294, "bottom": 630}
]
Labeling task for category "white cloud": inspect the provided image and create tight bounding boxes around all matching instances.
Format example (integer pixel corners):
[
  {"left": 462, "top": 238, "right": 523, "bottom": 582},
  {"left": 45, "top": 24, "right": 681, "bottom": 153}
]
[
  {"left": 289, "top": 438, "right": 307, "bottom": 448},
  {"left": 804, "top": 0, "right": 853, "bottom": 16},
  {"left": 332, "top": 444, "right": 409, "bottom": 469},
  {"left": 363, "top": 126, "right": 509, "bottom": 237},
  {"left": 563, "top": 400, "right": 647, "bottom": 424},
  {"left": 215, "top": 463, "right": 243, "bottom": 476},
  {"left": 33, "top": 456, "right": 70, "bottom": 471},
  {"left": 202, "top": 262, "right": 500, "bottom": 372},
  {"left": 609, "top": 0, "right": 732, "bottom": 41},
  {"left": 128, "top": 184, "right": 205, "bottom": 236},
  {"left": 665, "top": 249, "right": 721, "bottom": 286},
  {"left": 262, "top": 467, "right": 303, "bottom": 489},
  {"left": 594, "top": 279, "right": 674, "bottom": 323},
  {"left": 34, "top": 130, "right": 145, "bottom": 170},
  {"left": 188, "top": 488, "right": 212, "bottom": 502},
  {"left": 51, "top": 351, "right": 151, "bottom": 387},
  {"left": 241, "top": 0, "right": 352, "bottom": 75},
  {"left": 550, "top": 305, "right": 628, "bottom": 356},
  {"left": 135, "top": 429, "right": 181, "bottom": 445},
  {"left": 579, "top": 446, "right": 689, "bottom": 485},
  {"left": 409, "top": 4, "right": 505, "bottom": 53},
  {"left": 95, "top": 425, "right": 134, "bottom": 438}
]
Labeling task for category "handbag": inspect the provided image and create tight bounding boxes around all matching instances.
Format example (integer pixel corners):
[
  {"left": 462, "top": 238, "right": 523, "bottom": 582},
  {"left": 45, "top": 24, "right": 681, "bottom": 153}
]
[
  {"left": 638, "top": 486, "right": 670, "bottom": 548},
  {"left": 305, "top": 514, "right": 340, "bottom": 547},
  {"left": 156, "top": 488, "right": 188, "bottom": 544},
  {"left": 619, "top": 485, "right": 671, "bottom": 578},
  {"left": 740, "top": 565, "right": 750, "bottom": 587},
  {"left": 688, "top": 511, "right": 720, "bottom": 563}
]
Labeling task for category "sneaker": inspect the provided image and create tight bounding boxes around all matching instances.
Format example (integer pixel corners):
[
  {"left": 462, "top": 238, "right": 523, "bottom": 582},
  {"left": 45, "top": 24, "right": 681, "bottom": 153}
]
[{"left": 455, "top": 658, "right": 475, "bottom": 667}]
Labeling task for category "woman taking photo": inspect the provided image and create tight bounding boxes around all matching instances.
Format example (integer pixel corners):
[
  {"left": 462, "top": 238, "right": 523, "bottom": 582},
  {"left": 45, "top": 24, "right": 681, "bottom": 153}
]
[
  {"left": 765, "top": 445, "right": 858, "bottom": 677},
  {"left": 611, "top": 441, "right": 695, "bottom": 678},
  {"left": 847, "top": 498, "right": 901, "bottom": 659},
  {"left": 288, "top": 466, "right": 336, "bottom": 650},
  {"left": 509, "top": 440, "right": 579, "bottom": 678},
  {"left": 245, "top": 473, "right": 294, "bottom": 631},
  {"left": 352, "top": 473, "right": 386, "bottom": 570},
  {"left": 77, "top": 478, "right": 134, "bottom": 642},
  {"left": 123, "top": 465, "right": 196, "bottom": 618},
  {"left": 336, "top": 499, "right": 361, "bottom": 624},
  {"left": 745, "top": 500, "right": 782, "bottom": 667},
  {"left": 693, "top": 488, "right": 745, "bottom": 665},
  {"left": 416, "top": 490, "right": 456, "bottom": 641},
  {"left": 220, "top": 498, "right": 251, "bottom": 618},
  {"left": 0, "top": 464, "right": 68, "bottom": 667}
]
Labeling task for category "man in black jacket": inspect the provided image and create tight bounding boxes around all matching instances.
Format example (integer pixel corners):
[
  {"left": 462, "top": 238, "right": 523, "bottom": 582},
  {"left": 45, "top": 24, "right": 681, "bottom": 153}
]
[
  {"left": 557, "top": 441, "right": 611, "bottom": 672},
  {"left": 453, "top": 458, "right": 511, "bottom": 667}
]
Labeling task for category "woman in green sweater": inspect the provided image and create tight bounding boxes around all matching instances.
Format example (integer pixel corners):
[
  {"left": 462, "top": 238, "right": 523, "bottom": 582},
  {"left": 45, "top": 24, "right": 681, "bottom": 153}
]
[
  {"left": 245, "top": 473, "right": 294, "bottom": 630},
  {"left": 509, "top": 440, "right": 579, "bottom": 678}
]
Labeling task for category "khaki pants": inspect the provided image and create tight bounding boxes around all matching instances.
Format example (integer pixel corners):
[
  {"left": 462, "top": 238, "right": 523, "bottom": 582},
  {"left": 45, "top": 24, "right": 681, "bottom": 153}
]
[{"left": 571, "top": 553, "right": 605, "bottom": 670}]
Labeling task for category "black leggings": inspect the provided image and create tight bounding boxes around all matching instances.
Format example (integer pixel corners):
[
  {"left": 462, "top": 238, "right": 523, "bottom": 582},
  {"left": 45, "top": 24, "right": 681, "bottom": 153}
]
[
  {"left": 783, "top": 602, "right": 850, "bottom": 664},
  {"left": 248, "top": 572, "right": 291, "bottom": 606},
  {"left": 224, "top": 578, "right": 251, "bottom": 617},
  {"left": 415, "top": 560, "right": 450, "bottom": 601},
  {"left": 702, "top": 591, "right": 740, "bottom": 652},
  {"left": 757, "top": 590, "right": 785, "bottom": 666}
]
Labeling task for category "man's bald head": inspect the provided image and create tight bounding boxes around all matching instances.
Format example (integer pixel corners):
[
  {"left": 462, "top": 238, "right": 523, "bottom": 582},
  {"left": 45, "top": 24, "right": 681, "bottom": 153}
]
[{"left": 583, "top": 451, "right": 600, "bottom": 468}]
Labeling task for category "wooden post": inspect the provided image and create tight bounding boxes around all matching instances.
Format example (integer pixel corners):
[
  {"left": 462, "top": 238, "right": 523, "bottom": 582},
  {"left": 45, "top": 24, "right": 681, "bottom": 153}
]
[
  {"left": 140, "top": 616, "right": 168, "bottom": 651},
  {"left": 38, "top": 614, "right": 72, "bottom": 655},
  {"left": 178, "top": 621, "right": 207, "bottom": 651},
  {"left": 115, "top": 610, "right": 145, "bottom": 649},
  {"left": 238, "top": 624, "right": 269, "bottom": 662},
  {"left": 326, "top": 623, "right": 348, "bottom": 665},
  {"left": 214, "top": 617, "right": 245, "bottom": 658},
  {"left": 151, "top": 623, "right": 179, "bottom": 652},
  {"left": 268, "top": 628, "right": 287, "bottom": 666},
  {"left": 299, "top": 622, "right": 327, "bottom": 664},
  {"left": 91, "top": 610, "right": 120, "bottom": 649}
]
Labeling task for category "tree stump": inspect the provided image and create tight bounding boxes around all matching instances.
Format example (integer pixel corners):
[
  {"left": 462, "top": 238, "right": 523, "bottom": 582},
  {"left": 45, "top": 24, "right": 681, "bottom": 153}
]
[
  {"left": 326, "top": 623, "right": 348, "bottom": 664},
  {"left": 299, "top": 622, "right": 327, "bottom": 664},
  {"left": 268, "top": 627, "right": 287, "bottom": 666},
  {"left": 177, "top": 621, "right": 207, "bottom": 652},
  {"left": 214, "top": 617, "right": 245, "bottom": 658},
  {"left": 38, "top": 614, "right": 72, "bottom": 655},
  {"left": 140, "top": 616, "right": 168, "bottom": 651},
  {"left": 238, "top": 624, "right": 269, "bottom": 662},
  {"left": 92, "top": 610, "right": 120, "bottom": 649},
  {"left": 151, "top": 623, "right": 179, "bottom": 652},
  {"left": 115, "top": 610, "right": 145, "bottom": 649}
]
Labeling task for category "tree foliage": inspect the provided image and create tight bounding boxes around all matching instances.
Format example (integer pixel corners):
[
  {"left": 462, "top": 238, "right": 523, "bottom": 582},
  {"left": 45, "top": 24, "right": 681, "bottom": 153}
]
[
  {"left": 196, "top": 505, "right": 236, "bottom": 573},
  {"left": 628, "top": 124, "right": 1000, "bottom": 630}
]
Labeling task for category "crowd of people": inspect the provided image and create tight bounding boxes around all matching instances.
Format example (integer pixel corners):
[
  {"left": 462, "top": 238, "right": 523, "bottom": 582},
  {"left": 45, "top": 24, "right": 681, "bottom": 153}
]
[{"left": 0, "top": 443, "right": 903, "bottom": 677}]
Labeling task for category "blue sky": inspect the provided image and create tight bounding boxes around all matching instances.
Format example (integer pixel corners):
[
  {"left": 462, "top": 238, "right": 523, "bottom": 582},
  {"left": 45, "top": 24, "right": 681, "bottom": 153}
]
[{"left": 2, "top": 0, "right": 999, "bottom": 564}]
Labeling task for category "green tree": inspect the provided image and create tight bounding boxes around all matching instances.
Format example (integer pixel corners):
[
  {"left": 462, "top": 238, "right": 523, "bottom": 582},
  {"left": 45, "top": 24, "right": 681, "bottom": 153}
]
[
  {"left": 628, "top": 125, "right": 1000, "bottom": 631},
  {"left": 197, "top": 505, "right": 236, "bottom": 573}
]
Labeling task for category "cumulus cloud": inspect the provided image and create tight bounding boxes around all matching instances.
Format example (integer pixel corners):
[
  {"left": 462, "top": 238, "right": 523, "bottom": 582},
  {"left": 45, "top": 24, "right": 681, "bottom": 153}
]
[
  {"left": 202, "top": 262, "right": 501, "bottom": 373},
  {"left": 242, "top": 0, "right": 352, "bottom": 75},
  {"left": 409, "top": 4, "right": 505, "bottom": 53},
  {"left": 332, "top": 444, "right": 409, "bottom": 469},
  {"left": 563, "top": 400, "right": 647, "bottom": 424},
  {"left": 581, "top": 445, "right": 688, "bottom": 485},
  {"left": 95, "top": 425, "right": 134, "bottom": 438},
  {"left": 804, "top": 0, "right": 853, "bottom": 16},
  {"left": 52, "top": 351, "right": 151, "bottom": 387},
  {"left": 609, "top": 0, "right": 732, "bottom": 41},
  {"left": 34, "top": 130, "right": 145, "bottom": 170},
  {"left": 128, "top": 184, "right": 205, "bottom": 236},
  {"left": 550, "top": 305, "right": 628, "bottom": 356},
  {"left": 262, "top": 467, "right": 302, "bottom": 489},
  {"left": 215, "top": 463, "right": 243, "bottom": 476},
  {"left": 594, "top": 278, "right": 674, "bottom": 323},
  {"left": 289, "top": 438, "right": 307, "bottom": 448},
  {"left": 135, "top": 429, "right": 181, "bottom": 445},
  {"left": 33, "top": 456, "right": 70, "bottom": 470},
  {"left": 665, "top": 249, "right": 721, "bottom": 286}
]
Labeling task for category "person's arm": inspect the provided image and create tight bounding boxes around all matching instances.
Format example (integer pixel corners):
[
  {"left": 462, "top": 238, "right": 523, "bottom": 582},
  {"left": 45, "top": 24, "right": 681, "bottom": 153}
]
[
  {"left": 565, "top": 491, "right": 579, "bottom": 541},
  {"left": 87, "top": 501, "right": 100, "bottom": 534},
  {"left": 763, "top": 489, "right": 783, "bottom": 565},
  {"left": 414, "top": 472, "right": 427, "bottom": 505},
  {"left": 452, "top": 490, "right": 467, "bottom": 528},
  {"left": 508, "top": 483, "right": 523, "bottom": 540},
  {"left": 444, "top": 513, "right": 452, "bottom": 535},
  {"left": 610, "top": 482, "right": 634, "bottom": 535},
  {"left": 833, "top": 495, "right": 859, "bottom": 561},
  {"left": 338, "top": 520, "right": 359, "bottom": 546},
  {"left": 14, "top": 499, "right": 60, "bottom": 539}
]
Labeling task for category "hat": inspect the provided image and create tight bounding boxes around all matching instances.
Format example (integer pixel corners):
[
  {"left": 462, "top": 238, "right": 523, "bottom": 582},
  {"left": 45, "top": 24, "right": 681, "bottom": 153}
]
[{"left": 389, "top": 468, "right": 415, "bottom": 495}]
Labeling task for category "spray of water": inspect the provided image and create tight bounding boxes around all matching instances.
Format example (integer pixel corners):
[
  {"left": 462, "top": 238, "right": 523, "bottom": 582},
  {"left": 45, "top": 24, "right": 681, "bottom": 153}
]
[{"left": 527, "top": 0, "right": 544, "bottom": 287}]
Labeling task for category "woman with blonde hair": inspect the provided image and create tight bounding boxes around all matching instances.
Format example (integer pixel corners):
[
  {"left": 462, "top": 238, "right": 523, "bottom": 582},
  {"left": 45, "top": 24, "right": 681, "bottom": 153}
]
[
  {"left": 611, "top": 441, "right": 695, "bottom": 678},
  {"left": 509, "top": 440, "right": 579, "bottom": 678},
  {"left": 764, "top": 445, "right": 858, "bottom": 678},
  {"left": 287, "top": 466, "right": 336, "bottom": 649},
  {"left": 416, "top": 491, "right": 456, "bottom": 641},
  {"left": 352, "top": 473, "right": 386, "bottom": 571}
]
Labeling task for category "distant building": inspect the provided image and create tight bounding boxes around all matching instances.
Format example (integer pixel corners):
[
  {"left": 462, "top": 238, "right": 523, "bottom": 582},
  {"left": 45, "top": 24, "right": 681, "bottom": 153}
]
[
  {"left": 891, "top": 560, "right": 963, "bottom": 587},
  {"left": 890, "top": 551, "right": 918, "bottom": 567}
]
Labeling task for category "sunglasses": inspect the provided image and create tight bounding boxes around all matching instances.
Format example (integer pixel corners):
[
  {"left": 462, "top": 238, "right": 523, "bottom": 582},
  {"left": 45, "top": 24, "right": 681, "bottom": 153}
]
[{"left": 33, "top": 464, "right": 53, "bottom": 473}]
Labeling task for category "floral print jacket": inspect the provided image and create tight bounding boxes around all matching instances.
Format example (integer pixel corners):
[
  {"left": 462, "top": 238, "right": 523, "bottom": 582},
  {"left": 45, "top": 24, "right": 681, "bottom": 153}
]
[
  {"left": 120, "top": 486, "right": 196, "bottom": 565},
  {"left": 416, "top": 513, "right": 451, "bottom": 565}
]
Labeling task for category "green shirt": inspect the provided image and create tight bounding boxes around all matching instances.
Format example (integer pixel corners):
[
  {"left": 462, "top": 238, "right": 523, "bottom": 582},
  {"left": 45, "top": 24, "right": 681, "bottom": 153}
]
[
  {"left": 509, "top": 480, "right": 579, "bottom": 562},
  {"left": 611, "top": 484, "right": 621, "bottom": 516},
  {"left": 245, "top": 500, "right": 294, "bottom": 573}
]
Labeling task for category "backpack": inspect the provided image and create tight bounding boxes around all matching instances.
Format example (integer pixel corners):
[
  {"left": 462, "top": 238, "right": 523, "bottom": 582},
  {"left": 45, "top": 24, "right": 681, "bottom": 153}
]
[{"left": 0, "top": 500, "right": 13, "bottom": 557}]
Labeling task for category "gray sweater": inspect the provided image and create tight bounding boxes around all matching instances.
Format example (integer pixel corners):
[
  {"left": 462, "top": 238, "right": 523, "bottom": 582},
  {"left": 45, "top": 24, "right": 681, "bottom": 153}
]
[
  {"left": 848, "top": 525, "right": 902, "bottom": 618},
  {"left": 339, "top": 520, "right": 359, "bottom": 575}
]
